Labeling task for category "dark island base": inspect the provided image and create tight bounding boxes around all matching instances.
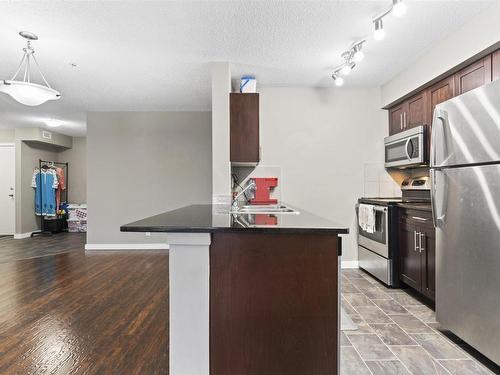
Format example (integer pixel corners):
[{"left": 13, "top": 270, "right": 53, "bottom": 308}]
[{"left": 210, "top": 232, "right": 339, "bottom": 375}]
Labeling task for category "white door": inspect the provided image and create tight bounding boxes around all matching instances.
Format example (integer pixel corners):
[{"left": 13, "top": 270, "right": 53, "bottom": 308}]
[{"left": 0, "top": 145, "right": 15, "bottom": 235}]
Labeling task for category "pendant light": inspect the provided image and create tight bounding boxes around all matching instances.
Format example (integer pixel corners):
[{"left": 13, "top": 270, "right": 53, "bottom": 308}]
[{"left": 0, "top": 31, "right": 61, "bottom": 106}]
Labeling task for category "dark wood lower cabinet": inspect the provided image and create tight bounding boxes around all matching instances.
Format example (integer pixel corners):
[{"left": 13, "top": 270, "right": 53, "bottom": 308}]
[
  {"left": 398, "top": 209, "right": 435, "bottom": 302},
  {"left": 210, "top": 232, "right": 339, "bottom": 375}
]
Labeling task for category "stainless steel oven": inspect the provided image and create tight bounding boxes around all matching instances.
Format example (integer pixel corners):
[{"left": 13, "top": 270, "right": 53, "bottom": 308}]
[
  {"left": 384, "top": 125, "right": 427, "bottom": 168},
  {"left": 356, "top": 200, "right": 399, "bottom": 286}
]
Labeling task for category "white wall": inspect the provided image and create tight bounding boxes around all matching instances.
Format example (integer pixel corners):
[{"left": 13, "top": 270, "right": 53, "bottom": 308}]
[
  {"left": 211, "top": 62, "right": 232, "bottom": 204},
  {"left": 382, "top": 3, "right": 500, "bottom": 106},
  {"left": 258, "top": 87, "right": 387, "bottom": 261}
]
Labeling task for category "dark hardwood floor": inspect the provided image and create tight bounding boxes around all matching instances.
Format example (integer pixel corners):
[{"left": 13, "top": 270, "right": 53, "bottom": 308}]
[
  {"left": 0, "top": 233, "right": 85, "bottom": 264},
  {"left": 0, "top": 234, "right": 168, "bottom": 375}
]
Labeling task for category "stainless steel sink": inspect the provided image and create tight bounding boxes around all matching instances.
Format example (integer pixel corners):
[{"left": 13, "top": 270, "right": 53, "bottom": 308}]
[{"left": 229, "top": 205, "right": 299, "bottom": 215}]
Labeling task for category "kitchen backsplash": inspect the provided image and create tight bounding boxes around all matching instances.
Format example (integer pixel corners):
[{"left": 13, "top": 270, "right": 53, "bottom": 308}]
[{"left": 363, "top": 163, "right": 402, "bottom": 198}]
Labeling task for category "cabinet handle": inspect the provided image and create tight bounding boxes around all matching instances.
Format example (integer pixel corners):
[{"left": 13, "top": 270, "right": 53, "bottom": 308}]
[
  {"left": 414, "top": 231, "right": 420, "bottom": 252},
  {"left": 404, "top": 112, "right": 407, "bottom": 128},
  {"left": 412, "top": 216, "right": 429, "bottom": 222},
  {"left": 400, "top": 114, "right": 403, "bottom": 130},
  {"left": 420, "top": 232, "right": 425, "bottom": 253}
]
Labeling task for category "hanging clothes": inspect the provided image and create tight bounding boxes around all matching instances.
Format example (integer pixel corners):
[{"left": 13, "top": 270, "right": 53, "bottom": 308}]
[
  {"left": 31, "top": 168, "right": 58, "bottom": 216},
  {"left": 55, "top": 167, "right": 66, "bottom": 210}
]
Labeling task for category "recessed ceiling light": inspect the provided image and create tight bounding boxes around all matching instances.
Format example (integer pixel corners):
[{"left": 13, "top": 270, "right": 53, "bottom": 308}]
[
  {"left": 45, "top": 119, "right": 64, "bottom": 128},
  {"left": 392, "top": 0, "right": 407, "bottom": 17}
]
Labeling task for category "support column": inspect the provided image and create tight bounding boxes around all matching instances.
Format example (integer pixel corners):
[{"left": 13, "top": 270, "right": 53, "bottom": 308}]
[{"left": 167, "top": 233, "right": 211, "bottom": 375}]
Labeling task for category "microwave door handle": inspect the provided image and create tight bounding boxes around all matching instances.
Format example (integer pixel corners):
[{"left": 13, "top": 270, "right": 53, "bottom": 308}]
[{"left": 405, "top": 138, "right": 412, "bottom": 160}]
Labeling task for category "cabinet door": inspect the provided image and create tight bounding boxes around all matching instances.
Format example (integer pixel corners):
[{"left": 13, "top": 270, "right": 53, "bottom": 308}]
[
  {"left": 406, "top": 92, "right": 428, "bottom": 128},
  {"left": 454, "top": 56, "right": 492, "bottom": 96},
  {"left": 429, "top": 76, "right": 455, "bottom": 118},
  {"left": 230, "top": 93, "right": 259, "bottom": 164},
  {"left": 389, "top": 104, "right": 406, "bottom": 135},
  {"left": 399, "top": 222, "right": 421, "bottom": 291},
  {"left": 420, "top": 226, "right": 436, "bottom": 301},
  {"left": 493, "top": 50, "right": 500, "bottom": 81}
]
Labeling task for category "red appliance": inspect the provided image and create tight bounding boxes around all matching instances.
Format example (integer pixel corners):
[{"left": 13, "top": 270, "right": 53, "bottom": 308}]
[
  {"left": 254, "top": 214, "right": 278, "bottom": 226},
  {"left": 250, "top": 177, "right": 278, "bottom": 205}
]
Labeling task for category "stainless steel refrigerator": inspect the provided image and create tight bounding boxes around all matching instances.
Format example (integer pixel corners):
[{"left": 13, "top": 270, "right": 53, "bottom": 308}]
[{"left": 431, "top": 78, "right": 500, "bottom": 365}]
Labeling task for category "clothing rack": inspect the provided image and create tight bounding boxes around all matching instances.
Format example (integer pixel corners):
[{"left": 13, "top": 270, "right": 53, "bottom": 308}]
[{"left": 31, "top": 160, "right": 69, "bottom": 237}]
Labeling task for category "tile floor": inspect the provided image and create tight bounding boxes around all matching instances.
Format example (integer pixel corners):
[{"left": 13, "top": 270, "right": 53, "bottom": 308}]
[{"left": 340, "top": 268, "right": 499, "bottom": 375}]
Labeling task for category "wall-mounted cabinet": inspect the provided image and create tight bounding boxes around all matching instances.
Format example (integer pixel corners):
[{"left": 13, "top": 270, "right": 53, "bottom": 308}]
[
  {"left": 492, "top": 50, "right": 500, "bottom": 81},
  {"left": 454, "top": 56, "right": 492, "bottom": 96},
  {"left": 398, "top": 209, "right": 435, "bottom": 302},
  {"left": 388, "top": 92, "right": 429, "bottom": 136},
  {"left": 386, "top": 49, "right": 500, "bottom": 139},
  {"left": 230, "top": 93, "right": 260, "bottom": 166}
]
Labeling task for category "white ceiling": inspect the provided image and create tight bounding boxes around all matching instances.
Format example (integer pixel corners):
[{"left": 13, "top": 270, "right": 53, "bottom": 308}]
[{"left": 0, "top": 0, "right": 495, "bottom": 136}]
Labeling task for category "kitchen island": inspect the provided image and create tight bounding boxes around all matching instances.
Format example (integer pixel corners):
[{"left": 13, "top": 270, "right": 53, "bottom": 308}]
[{"left": 121, "top": 204, "right": 348, "bottom": 375}]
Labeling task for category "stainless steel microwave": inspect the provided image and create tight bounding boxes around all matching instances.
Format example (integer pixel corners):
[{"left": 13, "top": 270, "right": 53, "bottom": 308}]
[{"left": 384, "top": 125, "right": 427, "bottom": 168}]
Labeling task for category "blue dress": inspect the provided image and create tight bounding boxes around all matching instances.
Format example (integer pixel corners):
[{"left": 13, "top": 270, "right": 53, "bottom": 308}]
[{"left": 32, "top": 168, "right": 58, "bottom": 216}]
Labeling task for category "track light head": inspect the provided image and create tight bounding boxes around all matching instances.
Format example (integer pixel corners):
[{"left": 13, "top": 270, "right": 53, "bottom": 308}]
[
  {"left": 373, "top": 18, "right": 385, "bottom": 41},
  {"left": 340, "top": 62, "right": 355, "bottom": 76},
  {"left": 332, "top": 74, "right": 344, "bottom": 87},
  {"left": 352, "top": 43, "right": 365, "bottom": 63},
  {"left": 392, "top": 0, "right": 407, "bottom": 17}
]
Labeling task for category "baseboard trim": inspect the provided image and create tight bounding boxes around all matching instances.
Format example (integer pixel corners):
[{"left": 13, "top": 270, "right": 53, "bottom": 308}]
[
  {"left": 85, "top": 243, "right": 170, "bottom": 251},
  {"left": 341, "top": 260, "right": 359, "bottom": 269},
  {"left": 14, "top": 232, "right": 32, "bottom": 239}
]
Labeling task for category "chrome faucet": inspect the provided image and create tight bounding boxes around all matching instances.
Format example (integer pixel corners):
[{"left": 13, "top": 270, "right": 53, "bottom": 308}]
[{"left": 232, "top": 180, "right": 256, "bottom": 209}]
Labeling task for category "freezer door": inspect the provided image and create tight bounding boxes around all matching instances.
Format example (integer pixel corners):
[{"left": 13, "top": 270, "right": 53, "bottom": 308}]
[
  {"left": 434, "top": 165, "right": 500, "bottom": 364},
  {"left": 431, "top": 79, "right": 500, "bottom": 168}
]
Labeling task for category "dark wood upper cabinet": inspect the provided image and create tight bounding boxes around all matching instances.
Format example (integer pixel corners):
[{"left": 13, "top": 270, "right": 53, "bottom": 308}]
[
  {"left": 493, "top": 50, "right": 500, "bottom": 81},
  {"left": 388, "top": 92, "right": 429, "bottom": 136},
  {"left": 406, "top": 92, "right": 428, "bottom": 129},
  {"left": 389, "top": 104, "right": 406, "bottom": 135},
  {"left": 454, "top": 56, "right": 492, "bottom": 96},
  {"left": 230, "top": 93, "right": 260, "bottom": 165},
  {"left": 429, "top": 76, "right": 454, "bottom": 120}
]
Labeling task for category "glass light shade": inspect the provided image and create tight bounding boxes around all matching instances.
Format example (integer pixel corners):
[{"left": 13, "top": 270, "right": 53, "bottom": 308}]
[
  {"left": 392, "top": 1, "right": 407, "bottom": 17},
  {"left": 340, "top": 65, "right": 352, "bottom": 76},
  {"left": 334, "top": 76, "right": 344, "bottom": 87},
  {"left": 374, "top": 28, "right": 385, "bottom": 41},
  {"left": 0, "top": 80, "right": 61, "bottom": 106},
  {"left": 353, "top": 50, "right": 364, "bottom": 62}
]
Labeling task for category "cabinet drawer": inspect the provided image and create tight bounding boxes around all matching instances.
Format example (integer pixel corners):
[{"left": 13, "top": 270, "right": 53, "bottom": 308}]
[{"left": 400, "top": 209, "right": 433, "bottom": 226}]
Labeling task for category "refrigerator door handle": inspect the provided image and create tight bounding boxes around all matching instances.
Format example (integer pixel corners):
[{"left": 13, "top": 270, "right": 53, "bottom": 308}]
[
  {"left": 430, "top": 169, "right": 437, "bottom": 227},
  {"left": 431, "top": 108, "right": 448, "bottom": 168}
]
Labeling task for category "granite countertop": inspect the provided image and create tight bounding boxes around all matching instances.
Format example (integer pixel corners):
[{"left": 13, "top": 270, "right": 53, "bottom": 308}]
[{"left": 120, "top": 204, "right": 349, "bottom": 235}]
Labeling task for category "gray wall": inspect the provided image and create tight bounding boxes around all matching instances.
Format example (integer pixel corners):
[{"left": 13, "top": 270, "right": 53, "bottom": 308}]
[
  {"left": 87, "top": 112, "right": 212, "bottom": 245},
  {"left": 58, "top": 137, "right": 87, "bottom": 204}
]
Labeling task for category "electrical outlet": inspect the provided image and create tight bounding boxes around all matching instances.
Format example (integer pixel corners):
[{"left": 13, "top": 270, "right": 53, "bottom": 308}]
[{"left": 145, "top": 232, "right": 151, "bottom": 236}]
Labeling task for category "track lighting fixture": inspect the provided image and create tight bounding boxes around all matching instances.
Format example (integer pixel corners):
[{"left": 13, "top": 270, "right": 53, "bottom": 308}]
[
  {"left": 330, "top": 0, "right": 408, "bottom": 84},
  {"left": 392, "top": 0, "right": 407, "bottom": 17},
  {"left": 352, "top": 43, "right": 365, "bottom": 62},
  {"left": 373, "top": 18, "right": 385, "bottom": 41},
  {"left": 332, "top": 74, "right": 344, "bottom": 87},
  {"left": 340, "top": 62, "right": 355, "bottom": 75}
]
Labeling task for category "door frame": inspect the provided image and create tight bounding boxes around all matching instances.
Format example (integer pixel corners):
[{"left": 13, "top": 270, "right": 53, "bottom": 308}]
[{"left": 0, "top": 143, "right": 16, "bottom": 236}]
